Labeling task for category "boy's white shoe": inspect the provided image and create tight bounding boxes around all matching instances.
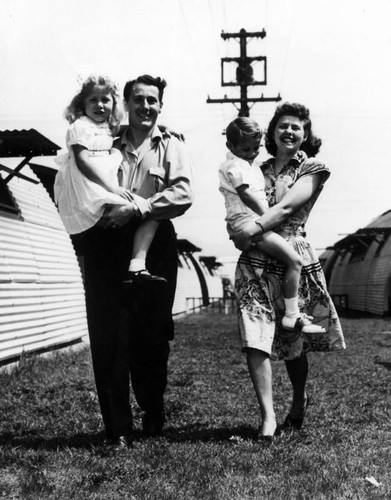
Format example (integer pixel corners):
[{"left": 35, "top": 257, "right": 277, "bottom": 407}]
[{"left": 282, "top": 313, "right": 326, "bottom": 334}]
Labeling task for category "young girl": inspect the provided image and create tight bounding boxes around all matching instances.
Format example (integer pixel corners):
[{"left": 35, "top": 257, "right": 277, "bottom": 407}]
[
  {"left": 54, "top": 75, "right": 163, "bottom": 281},
  {"left": 219, "top": 117, "right": 325, "bottom": 334}
]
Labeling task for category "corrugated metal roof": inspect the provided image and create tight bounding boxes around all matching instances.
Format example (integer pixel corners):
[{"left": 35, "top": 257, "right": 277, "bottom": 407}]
[
  {"left": 366, "top": 209, "right": 391, "bottom": 229},
  {"left": 333, "top": 209, "right": 391, "bottom": 249},
  {"left": 0, "top": 129, "right": 60, "bottom": 157}
]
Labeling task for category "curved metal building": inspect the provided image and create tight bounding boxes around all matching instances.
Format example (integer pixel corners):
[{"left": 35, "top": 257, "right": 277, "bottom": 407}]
[
  {"left": 0, "top": 130, "right": 87, "bottom": 363},
  {"left": 320, "top": 210, "right": 391, "bottom": 315}
]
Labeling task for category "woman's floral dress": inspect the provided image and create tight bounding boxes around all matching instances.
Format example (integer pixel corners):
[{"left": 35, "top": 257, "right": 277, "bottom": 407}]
[{"left": 235, "top": 151, "right": 346, "bottom": 360}]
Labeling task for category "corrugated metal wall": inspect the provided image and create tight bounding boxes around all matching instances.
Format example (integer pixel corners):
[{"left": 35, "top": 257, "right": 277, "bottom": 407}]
[
  {"left": 364, "top": 237, "right": 391, "bottom": 314},
  {"left": 0, "top": 166, "right": 87, "bottom": 362},
  {"left": 328, "top": 237, "right": 391, "bottom": 315}
]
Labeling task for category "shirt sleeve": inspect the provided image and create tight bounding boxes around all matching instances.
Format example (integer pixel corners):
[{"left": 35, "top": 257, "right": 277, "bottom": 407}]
[
  {"left": 67, "top": 119, "right": 95, "bottom": 149},
  {"left": 225, "top": 159, "right": 258, "bottom": 189},
  {"left": 139, "top": 137, "right": 194, "bottom": 220}
]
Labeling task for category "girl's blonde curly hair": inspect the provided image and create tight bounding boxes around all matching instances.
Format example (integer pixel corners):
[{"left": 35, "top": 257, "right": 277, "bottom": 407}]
[{"left": 64, "top": 75, "right": 123, "bottom": 135}]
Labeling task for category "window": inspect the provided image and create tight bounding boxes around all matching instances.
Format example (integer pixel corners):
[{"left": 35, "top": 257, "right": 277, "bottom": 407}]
[
  {"left": 374, "top": 234, "right": 389, "bottom": 257},
  {"left": 348, "top": 237, "right": 370, "bottom": 263},
  {"left": 0, "top": 176, "right": 19, "bottom": 214}
]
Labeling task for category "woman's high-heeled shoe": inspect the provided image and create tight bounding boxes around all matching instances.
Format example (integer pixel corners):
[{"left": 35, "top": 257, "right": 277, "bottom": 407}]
[
  {"left": 278, "top": 397, "right": 310, "bottom": 432},
  {"left": 257, "top": 422, "right": 277, "bottom": 443}
]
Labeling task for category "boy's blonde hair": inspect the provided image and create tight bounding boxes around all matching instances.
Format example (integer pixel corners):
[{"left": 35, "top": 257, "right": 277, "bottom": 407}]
[{"left": 225, "top": 117, "right": 262, "bottom": 146}]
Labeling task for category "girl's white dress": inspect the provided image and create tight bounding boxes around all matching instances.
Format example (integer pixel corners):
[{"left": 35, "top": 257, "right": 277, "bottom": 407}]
[{"left": 54, "top": 116, "right": 128, "bottom": 234}]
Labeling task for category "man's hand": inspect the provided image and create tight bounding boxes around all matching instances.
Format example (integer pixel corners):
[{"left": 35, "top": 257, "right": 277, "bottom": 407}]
[
  {"left": 158, "top": 124, "right": 185, "bottom": 142},
  {"left": 99, "top": 203, "right": 139, "bottom": 229}
]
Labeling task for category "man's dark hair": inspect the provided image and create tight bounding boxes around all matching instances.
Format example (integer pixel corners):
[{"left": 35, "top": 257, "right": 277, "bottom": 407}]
[{"left": 123, "top": 75, "right": 167, "bottom": 103}]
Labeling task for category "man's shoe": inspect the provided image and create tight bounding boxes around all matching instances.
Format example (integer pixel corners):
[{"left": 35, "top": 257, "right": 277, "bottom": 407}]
[
  {"left": 142, "top": 412, "right": 165, "bottom": 437},
  {"left": 105, "top": 435, "right": 133, "bottom": 451}
]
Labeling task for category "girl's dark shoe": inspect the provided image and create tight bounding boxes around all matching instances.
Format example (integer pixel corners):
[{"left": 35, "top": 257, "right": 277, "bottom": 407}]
[{"left": 128, "top": 270, "right": 167, "bottom": 283}]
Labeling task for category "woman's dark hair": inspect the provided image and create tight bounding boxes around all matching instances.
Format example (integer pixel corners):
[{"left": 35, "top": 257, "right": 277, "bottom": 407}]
[
  {"left": 123, "top": 75, "right": 167, "bottom": 103},
  {"left": 265, "top": 102, "right": 322, "bottom": 157}
]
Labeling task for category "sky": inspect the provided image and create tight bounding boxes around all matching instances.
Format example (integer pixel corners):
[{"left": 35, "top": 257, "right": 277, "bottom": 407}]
[{"left": 1, "top": 0, "right": 391, "bottom": 267}]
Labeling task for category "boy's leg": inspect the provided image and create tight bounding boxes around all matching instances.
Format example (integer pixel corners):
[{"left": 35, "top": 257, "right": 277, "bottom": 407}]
[
  {"left": 255, "top": 230, "right": 302, "bottom": 299},
  {"left": 256, "top": 231, "right": 325, "bottom": 334}
]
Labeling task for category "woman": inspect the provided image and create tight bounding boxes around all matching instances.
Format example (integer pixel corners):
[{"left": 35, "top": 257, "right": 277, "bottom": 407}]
[{"left": 232, "top": 102, "right": 346, "bottom": 440}]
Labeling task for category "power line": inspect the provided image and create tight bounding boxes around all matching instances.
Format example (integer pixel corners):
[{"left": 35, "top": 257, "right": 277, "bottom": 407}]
[
  {"left": 278, "top": 0, "right": 296, "bottom": 91},
  {"left": 177, "top": 0, "right": 209, "bottom": 95},
  {"left": 207, "top": 28, "right": 281, "bottom": 117},
  {"left": 207, "top": 0, "right": 229, "bottom": 126}
]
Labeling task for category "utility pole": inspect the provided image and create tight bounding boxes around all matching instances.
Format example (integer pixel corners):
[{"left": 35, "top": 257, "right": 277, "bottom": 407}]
[{"left": 207, "top": 28, "right": 281, "bottom": 117}]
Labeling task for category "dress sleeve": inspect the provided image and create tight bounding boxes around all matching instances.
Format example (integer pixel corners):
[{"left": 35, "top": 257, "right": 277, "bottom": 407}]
[
  {"left": 67, "top": 119, "right": 95, "bottom": 149},
  {"left": 297, "top": 158, "right": 330, "bottom": 188}
]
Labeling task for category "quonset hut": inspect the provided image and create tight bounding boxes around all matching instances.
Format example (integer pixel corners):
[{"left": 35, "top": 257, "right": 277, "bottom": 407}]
[
  {"left": 0, "top": 129, "right": 88, "bottom": 364},
  {"left": 319, "top": 210, "right": 391, "bottom": 315},
  {"left": 0, "top": 130, "right": 225, "bottom": 364}
]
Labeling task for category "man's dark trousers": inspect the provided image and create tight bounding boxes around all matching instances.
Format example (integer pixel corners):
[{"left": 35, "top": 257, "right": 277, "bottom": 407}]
[{"left": 82, "top": 220, "right": 178, "bottom": 439}]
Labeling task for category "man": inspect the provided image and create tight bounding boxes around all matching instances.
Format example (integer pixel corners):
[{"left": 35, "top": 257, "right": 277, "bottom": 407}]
[{"left": 82, "top": 75, "right": 193, "bottom": 449}]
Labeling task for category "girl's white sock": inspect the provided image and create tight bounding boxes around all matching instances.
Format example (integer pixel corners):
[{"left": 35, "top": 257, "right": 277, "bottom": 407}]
[{"left": 129, "top": 258, "right": 145, "bottom": 273}]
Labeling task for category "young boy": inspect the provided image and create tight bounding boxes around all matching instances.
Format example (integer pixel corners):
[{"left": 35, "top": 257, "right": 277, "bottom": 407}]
[{"left": 218, "top": 117, "right": 325, "bottom": 333}]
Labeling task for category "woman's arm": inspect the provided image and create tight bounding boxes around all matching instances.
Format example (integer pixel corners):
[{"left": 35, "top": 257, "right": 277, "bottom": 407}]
[{"left": 233, "top": 172, "right": 323, "bottom": 250}]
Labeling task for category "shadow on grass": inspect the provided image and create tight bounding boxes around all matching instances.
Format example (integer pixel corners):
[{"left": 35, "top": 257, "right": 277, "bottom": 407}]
[
  {"left": 160, "top": 423, "right": 256, "bottom": 443},
  {"left": 0, "top": 431, "right": 105, "bottom": 450},
  {"left": 0, "top": 424, "right": 257, "bottom": 450},
  {"left": 374, "top": 360, "right": 391, "bottom": 371}
]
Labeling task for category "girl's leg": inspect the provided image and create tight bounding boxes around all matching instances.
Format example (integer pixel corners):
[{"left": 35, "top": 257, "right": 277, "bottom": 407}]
[
  {"left": 129, "top": 220, "right": 160, "bottom": 273},
  {"left": 246, "top": 348, "right": 276, "bottom": 437},
  {"left": 129, "top": 220, "right": 166, "bottom": 281}
]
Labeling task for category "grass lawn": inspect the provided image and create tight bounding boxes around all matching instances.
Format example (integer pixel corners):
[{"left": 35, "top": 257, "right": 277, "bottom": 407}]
[{"left": 0, "top": 309, "right": 391, "bottom": 499}]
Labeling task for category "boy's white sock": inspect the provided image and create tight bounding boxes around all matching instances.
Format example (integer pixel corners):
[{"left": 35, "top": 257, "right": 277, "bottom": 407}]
[
  {"left": 283, "top": 296, "right": 300, "bottom": 318},
  {"left": 129, "top": 258, "right": 145, "bottom": 273}
]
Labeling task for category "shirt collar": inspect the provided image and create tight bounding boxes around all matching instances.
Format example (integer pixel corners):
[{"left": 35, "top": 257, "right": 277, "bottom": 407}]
[
  {"left": 120, "top": 125, "right": 162, "bottom": 151},
  {"left": 265, "top": 149, "right": 308, "bottom": 166},
  {"left": 226, "top": 151, "right": 252, "bottom": 165},
  {"left": 290, "top": 150, "right": 307, "bottom": 165}
]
